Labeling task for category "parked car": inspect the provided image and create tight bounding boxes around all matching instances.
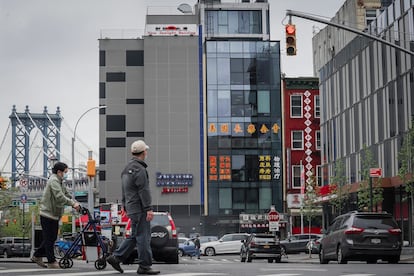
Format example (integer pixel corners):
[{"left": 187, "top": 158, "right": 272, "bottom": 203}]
[
  {"left": 240, "top": 233, "right": 282, "bottom": 263},
  {"left": 199, "top": 236, "right": 218, "bottom": 244},
  {"left": 280, "top": 234, "right": 322, "bottom": 254},
  {"left": 200, "top": 233, "right": 249, "bottom": 256},
  {"left": 178, "top": 239, "right": 198, "bottom": 257},
  {"left": 0, "top": 237, "right": 31, "bottom": 258},
  {"left": 319, "top": 211, "right": 402, "bottom": 264},
  {"left": 123, "top": 211, "right": 179, "bottom": 264}
]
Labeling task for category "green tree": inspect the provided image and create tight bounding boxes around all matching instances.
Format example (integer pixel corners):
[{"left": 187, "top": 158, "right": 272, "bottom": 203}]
[
  {"left": 329, "top": 159, "right": 350, "bottom": 215},
  {"left": 397, "top": 121, "right": 414, "bottom": 244},
  {"left": 302, "top": 174, "right": 319, "bottom": 232},
  {"left": 357, "top": 144, "right": 383, "bottom": 211}
]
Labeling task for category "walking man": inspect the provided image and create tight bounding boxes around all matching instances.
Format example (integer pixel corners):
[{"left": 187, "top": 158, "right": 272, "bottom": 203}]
[
  {"left": 106, "top": 140, "right": 160, "bottom": 275},
  {"left": 193, "top": 235, "right": 201, "bottom": 259}
]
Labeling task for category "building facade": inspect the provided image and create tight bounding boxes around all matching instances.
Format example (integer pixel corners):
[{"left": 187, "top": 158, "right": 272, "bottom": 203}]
[
  {"left": 98, "top": 0, "right": 282, "bottom": 236},
  {"left": 312, "top": 0, "right": 414, "bottom": 240},
  {"left": 282, "top": 77, "right": 322, "bottom": 234}
]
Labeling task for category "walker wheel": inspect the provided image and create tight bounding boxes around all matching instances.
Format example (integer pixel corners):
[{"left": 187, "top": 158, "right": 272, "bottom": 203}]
[
  {"left": 59, "top": 258, "right": 73, "bottom": 269},
  {"left": 95, "top": 258, "right": 107, "bottom": 270}
]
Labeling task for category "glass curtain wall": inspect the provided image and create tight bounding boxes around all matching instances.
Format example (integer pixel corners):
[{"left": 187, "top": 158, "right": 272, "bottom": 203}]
[{"left": 206, "top": 40, "right": 282, "bottom": 216}]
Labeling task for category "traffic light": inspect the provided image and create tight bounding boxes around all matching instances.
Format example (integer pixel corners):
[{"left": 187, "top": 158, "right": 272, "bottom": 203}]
[{"left": 285, "top": 24, "right": 297, "bottom": 56}]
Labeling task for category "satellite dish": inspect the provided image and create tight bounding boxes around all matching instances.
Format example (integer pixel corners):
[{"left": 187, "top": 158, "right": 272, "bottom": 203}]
[{"left": 177, "top": 3, "right": 192, "bottom": 14}]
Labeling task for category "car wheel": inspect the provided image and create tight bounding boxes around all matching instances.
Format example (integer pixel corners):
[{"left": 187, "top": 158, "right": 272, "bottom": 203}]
[
  {"left": 178, "top": 249, "right": 184, "bottom": 257},
  {"left": 150, "top": 225, "right": 169, "bottom": 248},
  {"left": 205, "top": 247, "right": 215, "bottom": 256},
  {"left": 366, "top": 259, "right": 377, "bottom": 264},
  {"left": 275, "top": 256, "right": 282, "bottom": 263},
  {"left": 281, "top": 245, "right": 287, "bottom": 255},
  {"left": 3, "top": 250, "right": 9, "bottom": 258},
  {"left": 319, "top": 247, "right": 328, "bottom": 264},
  {"left": 167, "top": 254, "right": 179, "bottom": 264},
  {"left": 387, "top": 256, "right": 400, "bottom": 264},
  {"left": 267, "top": 258, "right": 273, "bottom": 263},
  {"left": 337, "top": 246, "right": 347, "bottom": 264}
]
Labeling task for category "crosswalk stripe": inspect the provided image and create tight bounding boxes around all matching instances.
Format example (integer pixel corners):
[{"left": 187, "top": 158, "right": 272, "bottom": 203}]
[{"left": 2, "top": 270, "right": 227, "bottom": 276}]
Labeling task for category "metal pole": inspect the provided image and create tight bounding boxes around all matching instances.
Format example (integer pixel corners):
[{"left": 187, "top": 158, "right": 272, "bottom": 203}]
[
  {"left": 87, "top": 150, "right": 94, "bottom": 213},
  {"left": 369, "top": 177, "right": 373, "bottom": 212},
  {"left": 71, "top": 105, "right": 106, "bottom": 233},
  {"left": 285, "top": 10, "right": 414, "bottom": 56}
]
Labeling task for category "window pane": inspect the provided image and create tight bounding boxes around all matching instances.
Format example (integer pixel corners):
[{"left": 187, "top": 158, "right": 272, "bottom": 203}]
[
  {"left": 233, "top": 189, "right": 245, "bottom": 209},
  {"left": 217, "top": 90, "right": 231, "bottom": 117},
  {"left": 258, "top": 91, "right": 270, "bottom": 113},
  {"left": 219, "top": 188, "right": 232, "bottom": 209},
  {"left": 259, "top": 187, "right": 272, "bottom": 209},
  {"left": 246, "top": 188, "right": 258, "bottom": 210}
]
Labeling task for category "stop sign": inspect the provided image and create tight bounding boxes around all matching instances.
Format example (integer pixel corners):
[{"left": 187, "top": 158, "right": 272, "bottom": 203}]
[{"left": 268, "top": 210, "right": 280, "bottom": 222}]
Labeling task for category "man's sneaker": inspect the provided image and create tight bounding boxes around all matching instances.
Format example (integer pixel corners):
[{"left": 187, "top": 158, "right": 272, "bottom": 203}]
[
  {"left": 137, "top": 267, "right": 160, "bottom": 275},
  {"left": 48, "top": 262, "right": 60, "bottom": 269},
  {"left": 31, "top": 256, "right": 47, "bottom": 268},
  {"left": 106, "top": 255, "right": 124, "bottom": 273}
]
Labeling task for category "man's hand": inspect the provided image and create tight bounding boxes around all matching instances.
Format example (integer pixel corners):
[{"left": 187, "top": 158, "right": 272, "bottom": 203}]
[
  {"left": 73, "top": 202, "right": 81, "bottom": 211},
  {"left": 146, "top": 210, "right": 154, "bottom": 221}
]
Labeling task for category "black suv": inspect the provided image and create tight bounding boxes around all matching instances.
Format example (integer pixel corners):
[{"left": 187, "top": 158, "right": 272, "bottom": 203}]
[
  {"left": 319, "top": 211, "right": 402, "bottom": 264},
  {"left": 123, "top": 212, "right": 178, "bottom": 264},
  {"left": 240, "top": 233, "right": 282, "bottom": 263}
]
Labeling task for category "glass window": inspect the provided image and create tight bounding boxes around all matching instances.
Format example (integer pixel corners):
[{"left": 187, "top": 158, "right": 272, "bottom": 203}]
[
  {"left": 106, "top": 138, "right": 126, "bottom": 148},
  {"left": 99, "top": 50, "right": 105, "bottom": 66},
  {"left": 233, "top": 189, "right": 245, "bottom": 209},
  {"left": 99, "top": 82, "right": 105, "bottom": 99},
  {"left": 292, "top": 130, "right": 303, "bottom": 149},
  {"left": 246, "top": 188, "right": 258, "bottom": 210},
  {"left": 207, "top": 90, "right": 218, "bottom": 118},
  {"left": 245, "top": 155, "right": 259, "bottom": 181},
  {"left": 217, "top": 58, "right": 230, "bottom": 84},
  {"left": 314, "top": 95, "right": 320, "bottom": 118},
  {"left": 292, "top": 165, "right": 303, "bottom": 188},
  {"left": 316, "top": 165, "right": 322, "bottom": 186},
  {"left": 291, "top": 95, "right": 302, "bottom": 117},
  {"left": 257, "top": 90, "right": 270, "bottom": 114},
  {"left": 126, "top": 50, "right": 144, "bottom": 66},
  {"left": 107, "top": 115, "right": 125, "bottom": 131},
  {"left": 106, "top": 72, "right": 125, "bottom": 82},
  {"left": 219, "top": 188, "right": 232, "bottom": 209},
  {"left": 217, "top": 90, "right": 231, "bottom": 117},
  {"left": 259, "top": 187, "right": 272, "bottom": 209},
  {"left": 316, "top": 130, "right": 321, "bottom": 150},
  {"left": 207, "top": 58, "right": 217, "bottom": 85}
]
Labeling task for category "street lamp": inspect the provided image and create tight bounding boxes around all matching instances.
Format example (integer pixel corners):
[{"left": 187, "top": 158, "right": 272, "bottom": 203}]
[{"left": 71, "top": 105, "right": 106, "bottom": 233}]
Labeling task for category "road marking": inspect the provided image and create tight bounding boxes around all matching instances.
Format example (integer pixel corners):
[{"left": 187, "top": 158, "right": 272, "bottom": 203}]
[
  {"left": 6, "top": 270, "right": 228, "bottom": 276},
  {"left": 0, "top": 268, "right": 50, "bottom": 273},
  {"left": 340, "top": 274, "right": 375, "bottom": 276},
  {"left": 256, "top": 274, "right": 302, "bottom": 276},
  {"left": 261, "top": 268, "right": 327, "bottom": 272}
]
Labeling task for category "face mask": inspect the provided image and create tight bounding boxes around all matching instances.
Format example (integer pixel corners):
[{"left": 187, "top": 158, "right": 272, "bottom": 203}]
[{"left": 63, "top": 172, "right": 69, "bottom": 180}]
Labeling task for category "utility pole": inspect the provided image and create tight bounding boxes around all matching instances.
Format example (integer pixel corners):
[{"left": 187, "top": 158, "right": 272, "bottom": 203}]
[{"left": 285, "top": 10, "right": 414, "bottom": 56}]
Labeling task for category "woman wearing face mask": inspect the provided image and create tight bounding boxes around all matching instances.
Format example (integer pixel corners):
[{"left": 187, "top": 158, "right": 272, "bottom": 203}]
[{"left": 31, "top": 162, "right": 80, "bottom": 269}]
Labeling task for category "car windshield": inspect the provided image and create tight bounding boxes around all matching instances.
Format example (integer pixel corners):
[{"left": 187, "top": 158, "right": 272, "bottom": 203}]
[{"left": 353, "top": 216, "right": 398, "bottom": 229}]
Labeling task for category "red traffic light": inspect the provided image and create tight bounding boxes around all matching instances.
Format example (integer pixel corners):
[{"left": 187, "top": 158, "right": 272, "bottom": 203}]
[
  {"left": 285, "top": 24, "right": 296, "bottom": 35},
  {"left": 285, "top": 24, "right": 297, "bottom": 56}
]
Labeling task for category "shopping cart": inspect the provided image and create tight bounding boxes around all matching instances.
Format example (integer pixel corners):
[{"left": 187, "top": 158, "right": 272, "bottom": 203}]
[{"left": 58, "top": 207, "right": 109, "bottom": 270}]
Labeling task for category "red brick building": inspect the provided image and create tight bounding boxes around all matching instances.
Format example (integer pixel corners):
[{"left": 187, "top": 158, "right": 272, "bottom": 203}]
[{"left": 282, "top": 77, "right": 322, "bottom": 234}]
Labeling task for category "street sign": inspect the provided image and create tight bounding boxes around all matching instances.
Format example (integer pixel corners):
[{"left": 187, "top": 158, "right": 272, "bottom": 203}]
[
  {"left": 370, "top": 168, "right": 382, "bottom": 177},
  {"left": 12, "top": 200, "right": 37, "bottom": 207},
  {"left": 21, "top": 193, "right": 27, "bottom": 203},
  {"left": 268, "top": 209, "right": 280, "bottom": 232}
]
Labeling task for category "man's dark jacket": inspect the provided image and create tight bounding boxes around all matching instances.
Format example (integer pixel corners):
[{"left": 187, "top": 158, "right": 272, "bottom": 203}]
[{"left": 121, "top": 157, "right": 153, "bottom": 215}]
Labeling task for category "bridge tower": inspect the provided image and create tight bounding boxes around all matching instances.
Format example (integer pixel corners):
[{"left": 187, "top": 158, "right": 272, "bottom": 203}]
[{"left": 9, "top": 105, "right": 62, "bottom": 186}]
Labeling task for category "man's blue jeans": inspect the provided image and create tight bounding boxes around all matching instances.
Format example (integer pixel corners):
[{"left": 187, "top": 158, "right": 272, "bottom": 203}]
[{"left": 113, "top": 213, "right": 153, "bottom": 269}]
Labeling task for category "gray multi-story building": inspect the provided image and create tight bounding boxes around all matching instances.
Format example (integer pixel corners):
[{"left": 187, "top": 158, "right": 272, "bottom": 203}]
[
  {"left": 98, "top": 0, "right": 282, "bottom": 236},
  {"left": 313, "top": 0, "right": 413, "bottom": 238}
]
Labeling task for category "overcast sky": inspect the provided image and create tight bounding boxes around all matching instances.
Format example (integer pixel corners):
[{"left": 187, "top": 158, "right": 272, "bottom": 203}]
[{"left": 0, "top": 0, "right": 345, "bottom": 174}]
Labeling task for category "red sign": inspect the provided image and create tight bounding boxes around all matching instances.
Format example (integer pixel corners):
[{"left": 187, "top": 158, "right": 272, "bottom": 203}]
[
  {"left": 369, "top": 168, "right": 382, "bottom": 177},
  {"left": 268, "top": 211, "right": 280, "bottom": 222}
]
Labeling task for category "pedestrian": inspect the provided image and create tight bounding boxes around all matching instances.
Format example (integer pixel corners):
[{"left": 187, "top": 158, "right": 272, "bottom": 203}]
[
  {"left": 106, "top": 140, "right": 160, "bottom": 275},
  {"left": 31, "top": 162, "right": 80, "bottom": 269},
  {"left": 193, "top": 234, "right": 201, "bottom": 259}
]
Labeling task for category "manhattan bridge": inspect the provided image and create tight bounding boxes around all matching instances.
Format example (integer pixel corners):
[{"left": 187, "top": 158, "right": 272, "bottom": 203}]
[{"left": 0, "top": 105, "right": 98, "bottom": 201}]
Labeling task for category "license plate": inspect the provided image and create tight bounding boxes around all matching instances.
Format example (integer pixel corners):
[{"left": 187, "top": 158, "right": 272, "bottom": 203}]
[
  {"left": 263, "top": 245, "right": 270, "bottom": 248},
  {"left": 371, "top": 238, "right": 381, "bottom": 244}
]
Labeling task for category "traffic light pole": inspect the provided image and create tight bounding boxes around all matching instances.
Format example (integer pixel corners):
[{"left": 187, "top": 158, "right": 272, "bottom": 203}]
[{"left": 286, "top": 9, "right": 414, "bottom": 56}]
